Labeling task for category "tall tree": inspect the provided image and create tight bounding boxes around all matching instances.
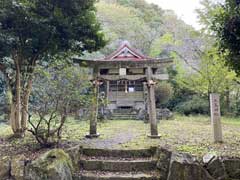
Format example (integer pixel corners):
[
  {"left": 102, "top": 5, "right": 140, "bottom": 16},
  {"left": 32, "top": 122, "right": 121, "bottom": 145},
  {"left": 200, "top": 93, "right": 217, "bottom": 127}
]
[
  {"left": 175, "top": 47, "right": 236, "bottom": 101},
  {"left": 198, "top": 0, "right": 240, "bottom": 75},
  {"left": 0, "top": 0, "right": 106, "bottom": 137}
]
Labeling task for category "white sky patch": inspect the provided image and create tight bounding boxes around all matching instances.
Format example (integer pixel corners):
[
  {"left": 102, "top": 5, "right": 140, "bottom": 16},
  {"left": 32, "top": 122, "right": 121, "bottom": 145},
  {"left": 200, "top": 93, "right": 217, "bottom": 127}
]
[{"left": 146, "top": 0, "right": 202, "bottom": 30}]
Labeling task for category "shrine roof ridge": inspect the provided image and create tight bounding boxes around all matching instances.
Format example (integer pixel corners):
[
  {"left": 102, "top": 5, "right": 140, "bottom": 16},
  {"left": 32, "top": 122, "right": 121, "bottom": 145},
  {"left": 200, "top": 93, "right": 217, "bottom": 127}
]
[
  {"left": 73, "top": 56, "right": 173, "bottom": 62},
  {"left": 73, "top": 41, "right": 173, "bottom": 65}
]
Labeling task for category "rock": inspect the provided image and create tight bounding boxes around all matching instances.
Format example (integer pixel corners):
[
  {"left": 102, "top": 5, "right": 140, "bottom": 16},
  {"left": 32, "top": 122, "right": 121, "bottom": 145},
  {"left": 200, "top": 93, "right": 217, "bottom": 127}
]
[
  {"left": 157, "top": 108, "right": 173, "bottom": 120},
  {"left": 103, "top": 109, "right": 112, "bottom": 120},
  {"left": 66, "top": 145, "right": 82, "bottom": 170},
  {"left": 11, "top": 155, "right": 26, "bottom": 180},
  {"left": 137, "top": 109, "right": 147, "bottom": 120},
  {"left": 167, "top": 153, "right": 214, "bottom": 180},
  {"left": 203, "top": 154, "right": 216, "bottom": 164},
  {"left": 156, "top": 148, "right": 172, "bottom": 180},
  {"left": 207, "top": 157, "right": 227, "bottom": 180},
  {"left": 223, "top": 158, "right": 240, "bottom": 179},
  {"left": 25, "top": 149, "right": 73, "bottom": 180},
  {"left": 98, "top": 108, "right": 112, "bottom": 120},
  {"left": 0, "top": 156, "right": 11, "bottom": 179}
]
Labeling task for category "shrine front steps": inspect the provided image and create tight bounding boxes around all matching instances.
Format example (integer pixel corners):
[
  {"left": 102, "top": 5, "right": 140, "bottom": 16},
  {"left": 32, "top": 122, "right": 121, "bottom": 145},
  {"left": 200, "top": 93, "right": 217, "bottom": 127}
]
[
  {"left": 110, "top": 113, "right": 138, "bottom": 120},
  {"left": 73, "top": 148, "right": 160, "bottom": 180}
]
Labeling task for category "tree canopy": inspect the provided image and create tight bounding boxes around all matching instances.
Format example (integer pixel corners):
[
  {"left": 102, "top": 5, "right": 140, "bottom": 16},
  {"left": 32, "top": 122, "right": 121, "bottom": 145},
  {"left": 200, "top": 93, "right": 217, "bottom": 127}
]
[
  {"left": 198, "top": 0, "right": 240, "bottom": 75},
  {"left": 0, "top": 0, "right": 106, "bottom": 136}
]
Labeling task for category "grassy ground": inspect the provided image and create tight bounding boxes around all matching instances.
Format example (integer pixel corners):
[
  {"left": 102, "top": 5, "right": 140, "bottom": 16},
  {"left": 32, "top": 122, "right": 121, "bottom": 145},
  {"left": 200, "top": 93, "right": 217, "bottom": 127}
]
[{"left": 1, "top": 114, "right": 240, "bottom": 158}]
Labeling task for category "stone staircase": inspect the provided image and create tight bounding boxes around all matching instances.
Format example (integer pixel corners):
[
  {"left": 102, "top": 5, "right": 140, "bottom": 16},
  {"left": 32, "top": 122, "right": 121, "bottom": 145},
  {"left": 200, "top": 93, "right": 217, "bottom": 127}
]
[
  {"left": 111, "top": 109, "right": 138, "bottom": 120},
  {"left": 73, "top": 148, "right": 160, "bottom": 180},
  {"left": 110, "top": 113, "right": 138, "bottom": 120}
]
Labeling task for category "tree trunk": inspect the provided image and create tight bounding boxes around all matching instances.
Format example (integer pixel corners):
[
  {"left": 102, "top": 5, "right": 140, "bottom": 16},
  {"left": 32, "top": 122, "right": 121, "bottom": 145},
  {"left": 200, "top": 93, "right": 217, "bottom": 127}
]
[
  {"left": 21, "top": 78, "right": 33, "bottom": 130},
  {"left": 9, "top": 58, "right": 34, "bottom": 137},
  {"left": 10, "top": 59, "right": 23, "bottom": 137}
]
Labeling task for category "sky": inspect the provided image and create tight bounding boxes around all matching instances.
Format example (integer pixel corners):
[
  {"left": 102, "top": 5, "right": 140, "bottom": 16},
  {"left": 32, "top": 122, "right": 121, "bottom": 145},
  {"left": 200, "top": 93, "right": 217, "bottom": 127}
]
[{"left": 145, "top": 0, "right": 202, "bottom": 29}]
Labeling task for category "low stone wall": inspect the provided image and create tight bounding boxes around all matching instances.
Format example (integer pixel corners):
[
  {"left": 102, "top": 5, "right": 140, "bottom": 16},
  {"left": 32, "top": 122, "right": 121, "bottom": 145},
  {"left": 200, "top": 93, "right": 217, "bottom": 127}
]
[
  {"left": 156, "top": 147, "right": 240, "bottom": 180},
  {"left": 1, "top": 146, "right": 240, "bottom": 180}
]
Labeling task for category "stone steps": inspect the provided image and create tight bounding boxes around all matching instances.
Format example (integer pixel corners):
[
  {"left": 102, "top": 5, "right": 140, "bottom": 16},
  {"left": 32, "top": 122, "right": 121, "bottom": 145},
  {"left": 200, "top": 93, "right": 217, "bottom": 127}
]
[
  {"left": 76, "top": 148, "right": 159, "bottom": 180},
  {"left": 79, "top": 158, "right": 157, "bottom": 172},
  {"left": 73, "top": 171, "right": 159, "bottom": 180},
  {"left": 110, "top": 114, "right": 138, "bottom": 120},
  {"left": 81, "top": 148, "right": 157, "bottom": 158},
  {"left": 111, "top": 117, "right": 137, "bottom": 120},
  {"left": 112, "top": 112, "right": 137, "bottom": 115}
]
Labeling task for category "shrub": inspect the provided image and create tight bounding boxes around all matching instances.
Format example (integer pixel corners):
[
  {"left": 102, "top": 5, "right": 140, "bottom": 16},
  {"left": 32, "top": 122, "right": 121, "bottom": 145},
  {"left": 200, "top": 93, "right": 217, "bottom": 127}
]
[
  {"left": 155, "top": 82, "right": 173, "bottom": 108},
  {"left": 28, "top": 63, "right": 91, "bottom": 147},
  {"left": 175, "top": 95, "right": 209, "bottom": 115}
]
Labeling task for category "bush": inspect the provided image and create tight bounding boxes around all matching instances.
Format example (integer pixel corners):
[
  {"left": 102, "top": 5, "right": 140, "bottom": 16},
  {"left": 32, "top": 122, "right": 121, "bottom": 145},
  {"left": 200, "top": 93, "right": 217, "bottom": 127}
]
[
  {"left": 175, "top": 95, "right": 209, "bottom": 115},
  {"left": 28, "top": 63, "right": 91, "bottom": 147},
  {"left": 155, "top": 82, "right": 173, "bottom": 108}
]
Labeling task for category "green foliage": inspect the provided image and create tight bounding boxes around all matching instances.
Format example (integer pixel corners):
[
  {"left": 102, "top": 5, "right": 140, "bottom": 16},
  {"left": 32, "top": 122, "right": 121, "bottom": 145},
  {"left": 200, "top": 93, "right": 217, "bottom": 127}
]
[
  {"left": 97, "top": 0, "right": 200, "bottom": 59},
  {"left": 198, "top": 0, "right": 240, "bottom": 75},
  {"left": 175, "top": 47, "right": 236, "bottom": 95},
  {"left": 176, "top": 145, "right": 208, "bottom": 156},
  {"left": 175, "top": 95, "right": 209, "bottom": 115},
  {"left": 0, "top": 0, "right": 106, "bottom": 59},
  {"left": 155, "top": 81, "right": 173, "bottom": 108},
  {"left": 149, "top": 33, "right": 177, "bottom": 57},
  {"left": 29, "top": 61, "right": 92, "bottom": 147},
  {"left": 96, "top": 1, "right": 152, "bottom": 54},
  {"left": 0, "top": 0, "right": 106, "bottom": 109},
  {"left": 0, "top": 123, "right": 12, "bottom": 137},
  {"left": 170, "top": 46, "right": 238, "bottom": 115}
]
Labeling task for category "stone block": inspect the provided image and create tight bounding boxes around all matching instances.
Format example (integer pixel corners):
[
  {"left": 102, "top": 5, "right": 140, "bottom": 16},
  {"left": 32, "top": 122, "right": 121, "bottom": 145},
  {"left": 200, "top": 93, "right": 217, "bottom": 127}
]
[
  {"left": 0, "top": 156, "right": 11, "bottom": 179},
  {"left": 167, "top": 153, "right": 214, "bottom": 180},
  {"left": 223, "top": 158, "right": 240, "bottom": 179}
]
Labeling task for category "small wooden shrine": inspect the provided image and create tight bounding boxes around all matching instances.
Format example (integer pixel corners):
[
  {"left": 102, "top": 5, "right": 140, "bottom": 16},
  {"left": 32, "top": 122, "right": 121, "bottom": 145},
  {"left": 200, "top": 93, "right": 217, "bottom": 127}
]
[{"left": 74, "top": 41, "right": 172, "bottom": 138}]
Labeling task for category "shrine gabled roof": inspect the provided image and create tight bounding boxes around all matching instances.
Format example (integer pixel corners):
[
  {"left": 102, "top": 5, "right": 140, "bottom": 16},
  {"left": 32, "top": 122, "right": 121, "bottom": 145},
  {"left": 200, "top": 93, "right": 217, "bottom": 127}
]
[
  {"left": 103, "top": 41, "right": 150, "bottom": 61},
  {"left": 73, "top": 41, "right": 173, "bottom": 66}
]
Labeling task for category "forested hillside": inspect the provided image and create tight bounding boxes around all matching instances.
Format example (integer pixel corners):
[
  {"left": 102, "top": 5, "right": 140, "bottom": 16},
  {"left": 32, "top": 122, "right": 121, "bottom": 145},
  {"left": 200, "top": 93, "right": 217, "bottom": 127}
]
[{"left": 92, "top": 0, "right": 202, "bottom": 70}]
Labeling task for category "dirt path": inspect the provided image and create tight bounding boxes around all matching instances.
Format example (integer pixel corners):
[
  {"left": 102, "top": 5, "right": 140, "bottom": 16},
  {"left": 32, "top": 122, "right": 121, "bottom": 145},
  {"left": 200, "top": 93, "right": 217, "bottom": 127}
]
[{"left": 79, "top": 129, "right": 140, "bottom": 149}]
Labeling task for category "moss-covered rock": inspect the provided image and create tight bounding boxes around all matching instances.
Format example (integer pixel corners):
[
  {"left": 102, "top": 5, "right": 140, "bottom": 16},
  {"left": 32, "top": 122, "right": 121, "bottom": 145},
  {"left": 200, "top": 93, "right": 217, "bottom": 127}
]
[
  {"left": 167, "top": 153, "right": 214, "bottom": 180},
  {"left": 25, "top": 149, "right": 73, "bottom": 180},
  {"left": 156, "top": 148, "right": 172, "bottom": 180},
  {"left": 66, "top": 145, "right": 82, "bottom": 171},
  {"left": 206, "top": 157, "right": 227, "bottom": 180},
  {"left": 11, "top": 155, "right": 26, "bottom": 180},
  {"left": 223, "top": 158, "right": 240, "bottom": 179},
  {"left": 0, "top": 156, "right": 11, "bottom": 179}
]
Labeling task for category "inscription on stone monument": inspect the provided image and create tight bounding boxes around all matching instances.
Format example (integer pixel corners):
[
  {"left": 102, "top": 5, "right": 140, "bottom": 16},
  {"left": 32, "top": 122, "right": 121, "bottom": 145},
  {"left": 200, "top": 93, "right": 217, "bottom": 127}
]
[{"left": 210, "top": 93, "right": 223, "bottom": 143}]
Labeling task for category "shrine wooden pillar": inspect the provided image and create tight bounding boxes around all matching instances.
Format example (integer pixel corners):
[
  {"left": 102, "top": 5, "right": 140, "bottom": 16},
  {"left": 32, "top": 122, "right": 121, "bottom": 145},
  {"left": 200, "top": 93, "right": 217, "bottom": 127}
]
[
  {"left": 86, "top": 67, "right": 100, "bottom": 138},
  {"left": 106, "top": 81, "right": 110, "bottom": 102},
  {"left": 146, "top": 67, "right": 160, "bottom": 138}
]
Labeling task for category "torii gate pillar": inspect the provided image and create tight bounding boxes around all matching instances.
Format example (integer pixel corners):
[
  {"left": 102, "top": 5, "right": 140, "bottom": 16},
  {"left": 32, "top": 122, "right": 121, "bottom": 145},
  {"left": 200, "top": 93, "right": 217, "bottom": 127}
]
[
  {"left": 147, "top": 67, "right": 160, "bottom": 138},
  {"left": 86, "top": 68, "right": 100, "bottom": 138}
]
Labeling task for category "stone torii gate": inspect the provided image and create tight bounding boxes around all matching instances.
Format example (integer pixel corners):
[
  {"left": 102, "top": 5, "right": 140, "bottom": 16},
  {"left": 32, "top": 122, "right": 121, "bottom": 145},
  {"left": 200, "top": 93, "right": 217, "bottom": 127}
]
[{"left": 74, "top": 41, "right": 172, "bottom": 138}]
